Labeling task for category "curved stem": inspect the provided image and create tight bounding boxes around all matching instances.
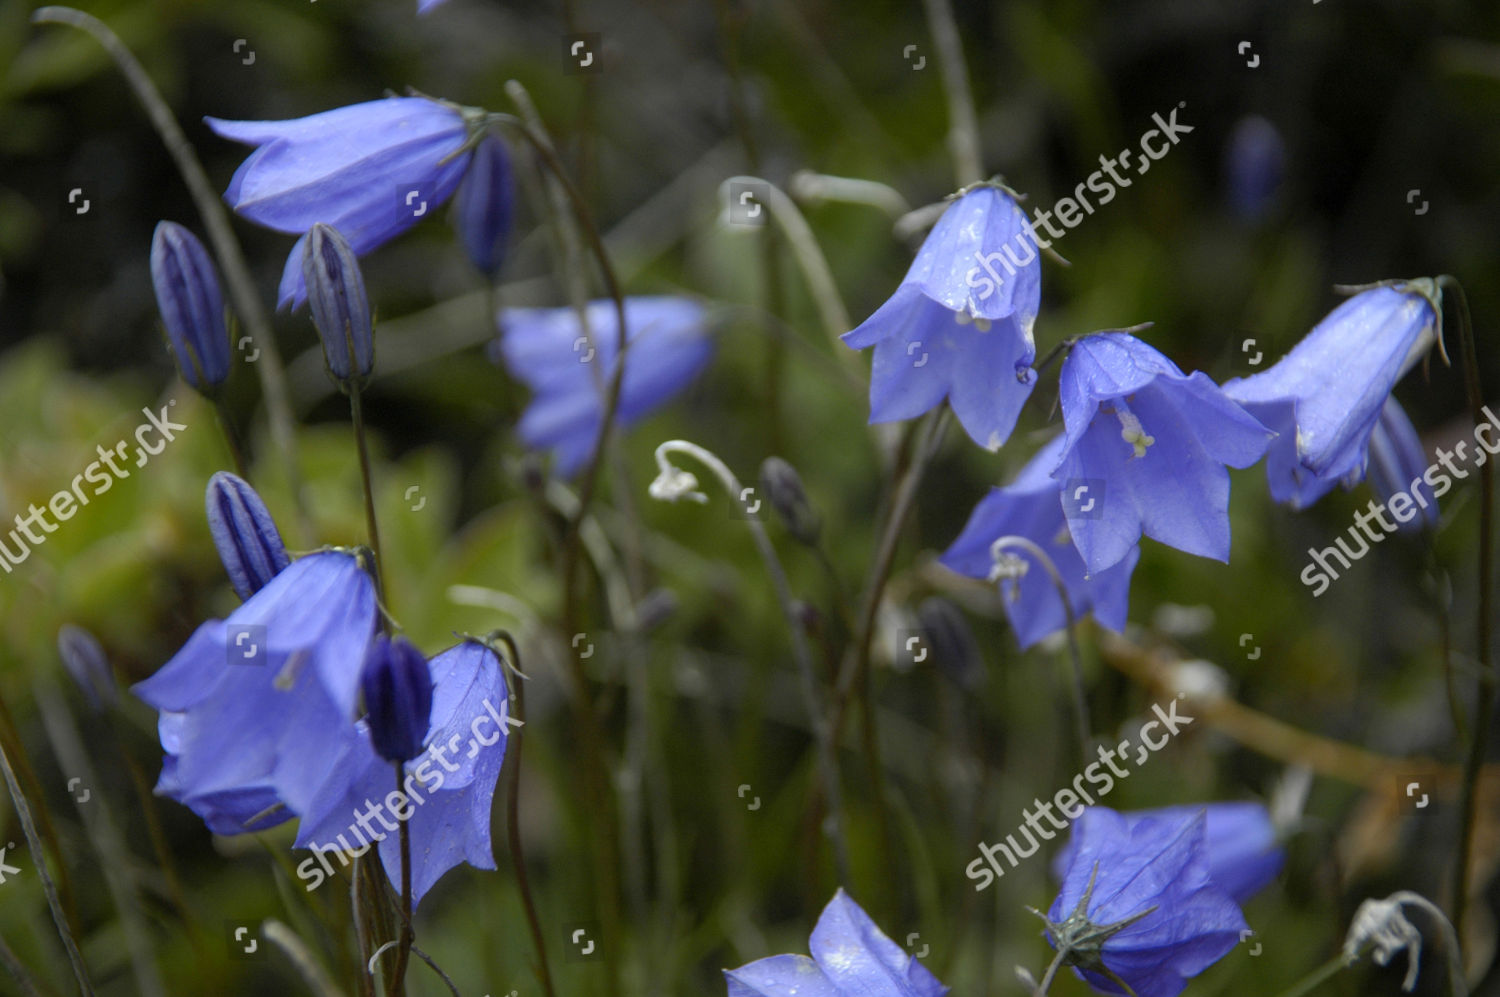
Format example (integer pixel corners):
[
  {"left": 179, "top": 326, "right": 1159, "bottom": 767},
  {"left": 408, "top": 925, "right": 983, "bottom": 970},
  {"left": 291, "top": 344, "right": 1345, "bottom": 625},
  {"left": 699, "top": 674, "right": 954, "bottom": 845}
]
[
  {"left": 1271, "top": 954, "right": 1354, "bottom": 997},
  {"left": 649, "top": 439, "right": 851, "bottom": 883},
  {"left": 919, "top": 0, "right": 983, "bottom": 186},
  {"left": 30, "top": 7, "right": 309, "bottom": 540},
  {"left": 1439, "top": 275, "right": 1493, "bottom": 942},
  {"left": 990, "top": 535, "right": 1091, "bottom": 765},
  {"left": 790, "top": 170, "right": 912, "bottom": 218},
  {"left": 1031, "top": 944, "right": 1068, "bottom": 996}
]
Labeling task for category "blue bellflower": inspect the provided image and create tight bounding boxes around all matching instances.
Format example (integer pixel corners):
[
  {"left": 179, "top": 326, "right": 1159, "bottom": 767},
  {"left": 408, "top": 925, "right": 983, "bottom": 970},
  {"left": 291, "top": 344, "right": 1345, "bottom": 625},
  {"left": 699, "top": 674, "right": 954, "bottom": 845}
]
[
  {"left": 1056, "top": 331, "right": 1272, "bottom": 574},
  {"left": 1366, "top": 397, "right": 1438, "bottom": 531},
  {"left": 453, "top": 136, "right": 514, "bottom": 277},
  {"left": 205, "top": 471, "right": 291, "bottom": 601},
  {"left": 133, "top": 551, "right": 378, "bottom": 834},
  {"left": 57, "top": 624, "right": 117, "bottom": 712},
  {"left": 295, "top": 640, "right": 510, "bottom": 907},
  {"left": 725, "top": 889, "right": 948, "bottom": 996},
  {"left": 940, "top": 434, "right": 1138, "bottom": 649},
  {"left": 361, "top": 635, "right": 434, "bottom": 764},
  {"left": 842, "top": 186, "right": 1040, "bottom": 451},
  {"left": 206, "top": 97, "right": 473, "bottom": 310},
  {"left": 494, "top": 296, "right": 714, "bottom": 475},
  {"left": 1051, "top": 801, "right": 1283, "bottom": 906},
  {"left": 1046, "top": 807, "right": 1248, "bottom": 997},
  {"left": 150, "top": 221, "right": 231, "bottom": 391},
  {"left": 1223, "top": 283, "right": 1439, "bottom": 508},
  {"left": 303, "top": 223, "right": 375, "bottom": 384}
]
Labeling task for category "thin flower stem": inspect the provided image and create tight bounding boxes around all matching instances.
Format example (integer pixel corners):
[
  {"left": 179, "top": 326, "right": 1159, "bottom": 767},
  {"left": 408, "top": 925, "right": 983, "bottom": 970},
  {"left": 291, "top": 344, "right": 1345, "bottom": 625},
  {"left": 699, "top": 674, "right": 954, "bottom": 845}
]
[
  {"left": 1270, "top": 953, "right": 1354, "bottom": 997},
  {"left": 391, "top": 765, "right": 413, "bottom": 996},
  {"left": 261, "top": 919, "right": 347, "bottom": 997},
  {"left": 1440, "top": 275, "right": 1493, "bottom": 942},
  {"left": 348, "top": 382, "right": 386, "bottom": 599},
  {"left": 919, "top": 0, "right": 984, "bottom": 187},
  {"left": 0, "top": 930, "right": 45, "bottom": 997},
  {"left": 789, "top": 170, "right": 912, "bottom": 219},
  {"left": 650, "top": 440, "right": 852, "bottom": 884},
  {"left": 493, "top": 632, "right": 557, "bottom": 997},
  {"left": 350, "top": 857, "right": 376, "bottom": 997},
  {"left": 0, "top": 738, "right": 94, "bottom": 996},
  {"left": 29, "top": 7, "right": 311, "bottom": 542},
  {"left": 213, "top": 397, "right": 251, "bottom": 479},
  {"left": 990, "top": 535, "right": 1092, "bottom": 766},
  {"left": 0, "top": 686, "right": 77, "bottom": 932},
  {"left": 1031, "top": 945, "right": 1068, "bottom": 996}
]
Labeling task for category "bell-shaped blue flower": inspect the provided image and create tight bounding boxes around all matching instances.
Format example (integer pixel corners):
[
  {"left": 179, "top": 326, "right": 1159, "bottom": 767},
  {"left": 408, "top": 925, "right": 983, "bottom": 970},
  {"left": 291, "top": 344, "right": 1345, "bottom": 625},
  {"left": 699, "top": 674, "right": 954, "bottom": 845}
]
[
  {"left": 1057, "top": 331, "right": 1272, "bottom": 574},
  {"left": 1046, "top": 807, "right": 1247, "bottom": 997},
  {"left": 453, "top": 135, "right": 514, "bottom": 277},
  {"left": 493, "top": 296, "right": 714, "bottom": 475},
  {"left": 1223, "top": 283, "right": 1439, "bottom": 508},
  {"left": 295, "top": 640, "right": 510, "bottom": 907},
  {"left": 303, "top": 223, "right": 374, "bottom": 385},
  {"left": 132, "top": 551, "right": 378, "bottom": 834},
  {"left": 361, "top": 635, "right": 434, "bottom": 763},
  {"left": 1051, "top": 801, "right": 1283, "bottom": 906},
  {"left": 150, "top": 221, "right": 231, "bottom": 391},
  {"left": 1366, "top": 397, "right": 1438, "bottom": 531},
  {"left": 842, "top": 186, "right": 1040, "bottom": 451},
  {"left": 57, "top": 624, "right": 117, "bottom": 712},
  {"left": 725, "top": 889, "right": 948, "bottom": 996},
  {"left": 205, "top": 471, "right": 290, "bottom": 601},
  {"left": 206, "top": 96, "right": 473, "bottom": 310},
  {"left": 940, "top": 434, "right": 1138, "bottom": 649}
]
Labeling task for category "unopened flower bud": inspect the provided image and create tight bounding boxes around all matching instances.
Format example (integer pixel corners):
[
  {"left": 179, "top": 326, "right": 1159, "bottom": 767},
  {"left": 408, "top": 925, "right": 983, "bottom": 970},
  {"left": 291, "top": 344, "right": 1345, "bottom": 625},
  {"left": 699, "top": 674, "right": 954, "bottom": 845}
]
[
  {"left": 361, "top": 635, "right": 433, "bottom": 764},
  {"left": 916, "top": 597, "right": 984, "bottom": 691},
  {"left": 759, "top": 456, "right": 821, "bottom": 546},
  {"left": 205, "top": 472, "right": 291, "bottom": 601},
  {"left": 57, "top": 624, "right": 117, "bottom": 712},
  {"left": 453, "top": 136, "right": 515, "bottom": 277},
  {"left": 151, "top": 221, "right": 231, "bottom": 392},
  {"left": 303, "top": 223, "right": 373, "bottom": 385}
]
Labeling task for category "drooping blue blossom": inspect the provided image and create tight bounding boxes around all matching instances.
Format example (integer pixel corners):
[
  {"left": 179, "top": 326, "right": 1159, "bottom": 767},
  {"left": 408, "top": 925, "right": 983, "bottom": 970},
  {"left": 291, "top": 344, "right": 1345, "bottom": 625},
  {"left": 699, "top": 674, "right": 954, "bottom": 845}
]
[
  {"left": 940, "top": 434, "right": 1138, "bottom": 649},
  {"left": 295, "top": 639, "right": 510, "bottom": 907},
  {"left": 1366, "top": 397, "right": 1438, "bottom": 531},
  {"left": 1051, "top": 801, "right": 1284, "bottom": 906},
  {"left": 725, "top": 889, "right": 948, "bottom": 996},
  {"left": 206, "top": 97, "right": 474, "bottom": 310},
  {"left": 303, "top": 223, "right": 374, "bottom": 385},
  {"left": 133, "top": 551, "right": 378, "bottom": 834},
  {"left": 1056, "top": 331, "right": 1272, "bottom": 574},
  {"left": 1224, "top": 115, "right": 1284, "bottom": 221},
  {"left": 361, "top": 635, "right": 434, "bottom": 764},
  {"left": 205, "top": 471, "right": 290, "bottom": 601},
  {"left": 150, "top": 221, "right": 231, "bottom": 391},
  {"left": 1046, "top": 807, "right": 1248, "bottom": 997},
  {"left": 842, "top": 186, "right": 1040, "bottom": 451},
  {"left": 493, "top": 296, "right": 714, "bottom": 475},
  {"left": 453, "top": 135, "right": 514, "bottom": 277},
  {"left": 1223, "top": 283, "right": 1439, "bottom": 508},
  {"left": 57, "top": 624, "right": 116, "bottom": 712}
]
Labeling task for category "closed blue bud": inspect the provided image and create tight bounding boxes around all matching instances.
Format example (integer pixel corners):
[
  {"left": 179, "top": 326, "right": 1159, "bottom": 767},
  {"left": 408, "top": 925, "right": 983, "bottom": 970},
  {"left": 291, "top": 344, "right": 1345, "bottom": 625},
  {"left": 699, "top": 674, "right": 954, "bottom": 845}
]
[
  {"left": 1224, "top": 115, "right": 1284, "bottom": 221},
  {"left": 205, "top": 471, "right": 291, "bottom": 601},
  {"left": 725, "top": 889, "right": 948, "bottom": 996},
  {"left": 206, "top": 97, "right": 473, "bottom": 310},
  {"left": 303, "top": 223, "right": 374, "bottom": 385},
  {"left": 1046, "top": 807, "right": 1247, "bottom": 997},
  {"left": 453, "top": 136, "right": 514, "bottom": 277},
  {"left": 1224, "top": 282, "right": 1440, "bottom": 509},
  {"left": 940, "top": 433, "right": 1138, "bottom": 649},
  {"left": 361, "top": 635, "right": 433, "bottom": 764},
  {"left": 1057, "top": 331, "right": 1272, "bottom": 575},
  {"left": 842, "top": 185, "right": 1040, "bottom": 451},
  {"left": 57, "top": 624, "right": 117, "bottom": 712},
  {"left": 150, "top": 221, "right": 231, "bottom": 392},
  {"left": 1051, "top": 801, "right": 1284, "bottom": 906}
]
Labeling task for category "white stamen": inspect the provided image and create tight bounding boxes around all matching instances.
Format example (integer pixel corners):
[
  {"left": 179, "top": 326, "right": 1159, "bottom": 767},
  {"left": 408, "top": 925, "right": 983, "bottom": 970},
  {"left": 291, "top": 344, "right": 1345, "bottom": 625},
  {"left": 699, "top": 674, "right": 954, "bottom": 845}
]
[{"left": 1117, "top": 407, "right": 1155, "bottom": 458}]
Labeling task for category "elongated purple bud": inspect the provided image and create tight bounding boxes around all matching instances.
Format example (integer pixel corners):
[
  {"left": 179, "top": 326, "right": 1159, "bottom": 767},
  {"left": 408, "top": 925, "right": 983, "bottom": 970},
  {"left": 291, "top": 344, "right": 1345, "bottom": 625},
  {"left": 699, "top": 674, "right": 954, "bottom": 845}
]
[
  {"left": 302, "top": 223, "right": 374, "bottom": 384},
  {"left": 206, "top": 471, "right": 290, "bottom": 600},
  {"left": 453, "top": 136, "right": 515, "bottom": 277},
  {"left": 361, "top": 635, "right": 434, "bottom": 763},
  {"left": 151, "top": 221, "right": 231, "bottom": 391},
  {"left": 58, "top": 624, "right": 117, "bottom": 712}
]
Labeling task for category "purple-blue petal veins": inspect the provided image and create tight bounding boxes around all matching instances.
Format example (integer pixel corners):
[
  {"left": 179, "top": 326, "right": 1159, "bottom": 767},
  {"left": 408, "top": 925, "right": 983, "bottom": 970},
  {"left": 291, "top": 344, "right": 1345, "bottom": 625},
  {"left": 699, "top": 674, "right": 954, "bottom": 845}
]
[
  {"left": 1223, "top": 285, "right": 1438, "bottom": 504},
  {"left": 205, "top": 97, "right": 471, "bottom": 310},
  {"left": 150, "top": 221, "right": 231, "bottom": 390},
  {"left": 205, "top": 471, "right": 291, "bottom": 601},
  {"left": 1051, "top": 802, "right": 1284, "bottom": 906},
  {"left": 453, "top": 135, "right": 514, "bottom": 276},
  {"left": 132, "top": 551, "right": 378, "bottom": 830},
  {"left": 295, "top": 641, "right": 509, "bottom": 907},
  {"left": 724, "top": 889, "right": 948, "bottom": 996},
  {"left": 361, "top": 635, "right": 434, "bottom": 763},
  {"left": 494, "top": 296, "right": 714, "bottom": 475},
  {"left": 1049, "top": 807, "right": 1248, "bottom": 997},
  {"left": 303, "top": 223, "right": 374, "bottom": 382},
  {"left": 842, "top": 187, "right": 1040, "bottom": 450},
  {"left": 1057, "top": 331, "right": 1272, "bottom": 575},
  {"left": 940, "top": 434, "right": 1138, "bottom": 649}
]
